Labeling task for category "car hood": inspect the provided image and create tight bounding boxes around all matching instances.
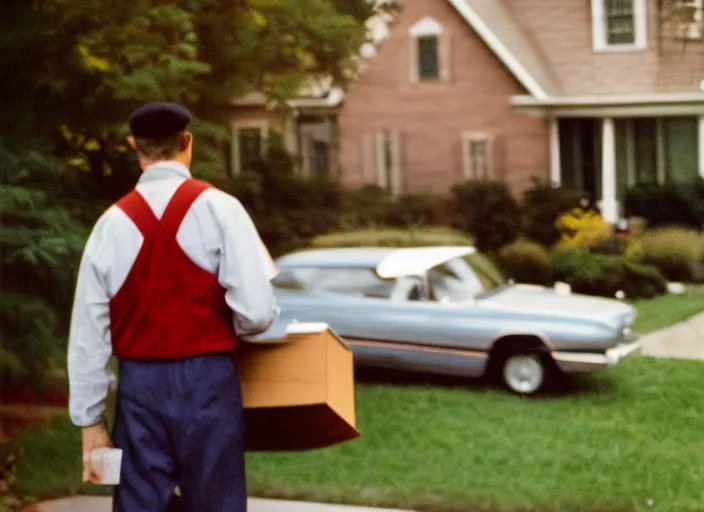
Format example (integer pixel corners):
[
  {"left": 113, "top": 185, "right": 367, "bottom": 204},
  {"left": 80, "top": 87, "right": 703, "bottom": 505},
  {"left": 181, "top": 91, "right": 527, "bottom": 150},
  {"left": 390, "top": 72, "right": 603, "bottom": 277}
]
[{"left": 477, "top": 284, "right": 637, "bottom": 329}]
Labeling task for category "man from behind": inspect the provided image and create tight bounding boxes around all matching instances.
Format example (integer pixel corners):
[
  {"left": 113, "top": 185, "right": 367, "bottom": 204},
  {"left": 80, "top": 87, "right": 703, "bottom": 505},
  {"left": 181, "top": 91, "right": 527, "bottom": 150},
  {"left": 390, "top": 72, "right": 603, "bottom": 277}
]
[{"left": 68, "top": 102, "right": 277, "bottom": 511}]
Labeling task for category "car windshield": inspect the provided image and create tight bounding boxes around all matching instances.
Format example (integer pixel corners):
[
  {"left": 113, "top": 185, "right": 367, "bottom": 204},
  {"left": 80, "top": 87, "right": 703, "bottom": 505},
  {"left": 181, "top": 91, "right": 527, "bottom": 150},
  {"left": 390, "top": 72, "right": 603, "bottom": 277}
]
[{"left": 427, "top": 254, "right": 506, "bottom": 303}]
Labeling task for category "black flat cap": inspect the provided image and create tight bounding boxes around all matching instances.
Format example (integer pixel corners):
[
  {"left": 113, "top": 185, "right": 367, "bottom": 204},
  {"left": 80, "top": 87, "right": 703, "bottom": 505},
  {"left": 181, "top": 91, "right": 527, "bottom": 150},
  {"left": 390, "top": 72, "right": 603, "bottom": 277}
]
[{"left": 129, "top": 102, "right": 192, "bottom": 139}]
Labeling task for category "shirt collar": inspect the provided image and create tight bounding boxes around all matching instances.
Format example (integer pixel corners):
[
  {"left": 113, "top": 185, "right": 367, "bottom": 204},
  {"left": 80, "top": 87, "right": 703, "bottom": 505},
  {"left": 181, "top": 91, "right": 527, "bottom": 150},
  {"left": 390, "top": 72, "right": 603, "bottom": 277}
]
[{"left": 139, "top": 161, "right": 191, "bottom": 184}]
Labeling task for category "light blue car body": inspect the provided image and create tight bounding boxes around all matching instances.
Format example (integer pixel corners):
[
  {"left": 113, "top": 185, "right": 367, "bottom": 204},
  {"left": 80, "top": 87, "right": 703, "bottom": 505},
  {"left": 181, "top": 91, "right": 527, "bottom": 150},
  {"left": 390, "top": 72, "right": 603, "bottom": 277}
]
[{"left": 260, "top": 247, "right": 641, "bottom": 379}]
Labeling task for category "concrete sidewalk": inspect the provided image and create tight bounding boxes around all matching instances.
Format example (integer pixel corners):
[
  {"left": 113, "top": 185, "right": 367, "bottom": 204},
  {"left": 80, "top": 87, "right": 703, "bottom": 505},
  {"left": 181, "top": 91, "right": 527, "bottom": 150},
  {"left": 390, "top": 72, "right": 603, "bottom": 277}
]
[
  {"left": 24, "top": 496, "right": 414, "bottom": 512},
  {"left": 640, "top": 312, "right": 704, "bottom": 360}
]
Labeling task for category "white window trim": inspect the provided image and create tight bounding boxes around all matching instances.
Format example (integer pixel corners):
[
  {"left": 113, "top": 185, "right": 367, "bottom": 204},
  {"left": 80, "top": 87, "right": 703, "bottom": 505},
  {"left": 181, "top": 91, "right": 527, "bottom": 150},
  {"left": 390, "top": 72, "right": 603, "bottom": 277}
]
[
  {"left": 230, "top": 120, "right": 268, "bottom": 175},
  {"left": 591, "top": 0, "right": 647, "bottom": 52},
  {"left": 409, "top": 17, "right": 444, "bottom": 37},
  {"left": 461, "top": 132, "right": 495, "bottom": 181}
]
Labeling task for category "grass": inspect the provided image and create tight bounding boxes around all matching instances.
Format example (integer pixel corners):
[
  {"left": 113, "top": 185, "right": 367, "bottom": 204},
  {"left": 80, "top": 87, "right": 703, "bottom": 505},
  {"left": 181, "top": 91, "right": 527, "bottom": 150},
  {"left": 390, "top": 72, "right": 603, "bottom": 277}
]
[
  {"left": 11, "top": 358, "right": 704, "bottom": 511},
  {"left": 631, "top": 288, "right": 704, "bottom": 334},
  {"left": 245, "top": 359, "right": 704, "bottom": 512},
  {"left": 8, "top": 291, "right": 704, "bottom": 511}
]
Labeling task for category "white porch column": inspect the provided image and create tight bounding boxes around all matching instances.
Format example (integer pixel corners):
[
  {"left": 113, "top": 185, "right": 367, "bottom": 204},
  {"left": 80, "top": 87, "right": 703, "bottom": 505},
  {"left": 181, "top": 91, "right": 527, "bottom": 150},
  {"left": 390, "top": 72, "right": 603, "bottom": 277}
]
[
  {"left": 699, "top": 116, "right": 704, "bottom": 179},
  {"left": 549, "top": 117, "right": 561, "bottom": 187},
  {"left": 601, "top": 118, "right": 618, "bottom": 224}
]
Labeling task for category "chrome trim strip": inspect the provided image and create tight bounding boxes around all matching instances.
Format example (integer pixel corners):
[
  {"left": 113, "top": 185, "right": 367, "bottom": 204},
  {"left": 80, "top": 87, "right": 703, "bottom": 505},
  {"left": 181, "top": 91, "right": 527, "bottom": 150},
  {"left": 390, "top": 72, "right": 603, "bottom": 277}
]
[{"left": 345, "top": 338, "right": 488, "bottom": 359}]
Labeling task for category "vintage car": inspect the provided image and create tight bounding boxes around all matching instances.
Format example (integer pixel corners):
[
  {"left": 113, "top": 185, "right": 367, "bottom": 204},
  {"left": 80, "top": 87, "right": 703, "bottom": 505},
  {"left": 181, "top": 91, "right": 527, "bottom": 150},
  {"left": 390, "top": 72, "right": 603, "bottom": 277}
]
[{"left": 265, "top": 246, "right": 641, "bottom": 394}]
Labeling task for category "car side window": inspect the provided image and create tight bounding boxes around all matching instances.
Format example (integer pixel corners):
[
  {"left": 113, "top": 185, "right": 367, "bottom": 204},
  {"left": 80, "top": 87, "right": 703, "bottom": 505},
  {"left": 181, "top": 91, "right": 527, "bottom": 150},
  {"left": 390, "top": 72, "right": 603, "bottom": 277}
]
[{"left": 274, "top": 267, "right": 395, "bottom": 299}]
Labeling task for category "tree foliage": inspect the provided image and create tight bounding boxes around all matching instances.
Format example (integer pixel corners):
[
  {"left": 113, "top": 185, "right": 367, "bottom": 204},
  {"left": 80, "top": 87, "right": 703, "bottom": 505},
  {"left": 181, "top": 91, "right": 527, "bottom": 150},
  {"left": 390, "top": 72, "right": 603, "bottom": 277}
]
[
  {"left": 35, "top": 0, "right": 391, "bottom": 185},
  {"left": 0, "top": 0, "right": 389, "bottom": 385},
  {"left": 0, "top": 143, "right": 87, "bottom": 385}
]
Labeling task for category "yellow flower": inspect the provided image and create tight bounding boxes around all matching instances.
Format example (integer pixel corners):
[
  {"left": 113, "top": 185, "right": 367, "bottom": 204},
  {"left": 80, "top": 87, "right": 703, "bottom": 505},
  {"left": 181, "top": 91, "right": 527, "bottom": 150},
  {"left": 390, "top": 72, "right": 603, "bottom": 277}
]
[{"left": 556, "top": 208, "right": 611, "bottom": 249}]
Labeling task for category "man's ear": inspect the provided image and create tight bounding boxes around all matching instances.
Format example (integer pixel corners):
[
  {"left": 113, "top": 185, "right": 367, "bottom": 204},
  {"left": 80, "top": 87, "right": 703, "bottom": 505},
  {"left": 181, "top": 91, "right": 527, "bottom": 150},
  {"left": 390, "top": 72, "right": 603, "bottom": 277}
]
[
  {"left": 126, "top": 136, "right": 137, "bottom": 151},
  {"left": 181, "top": 132, "right": 193, "bottom": 151}
]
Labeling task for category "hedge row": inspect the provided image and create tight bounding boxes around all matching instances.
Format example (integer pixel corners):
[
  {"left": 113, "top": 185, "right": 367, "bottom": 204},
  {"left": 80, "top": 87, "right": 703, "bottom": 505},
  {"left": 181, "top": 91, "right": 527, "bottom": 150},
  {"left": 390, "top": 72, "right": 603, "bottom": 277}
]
[{"left": 497, "top": 240, "right": 667, "bottom": 299}]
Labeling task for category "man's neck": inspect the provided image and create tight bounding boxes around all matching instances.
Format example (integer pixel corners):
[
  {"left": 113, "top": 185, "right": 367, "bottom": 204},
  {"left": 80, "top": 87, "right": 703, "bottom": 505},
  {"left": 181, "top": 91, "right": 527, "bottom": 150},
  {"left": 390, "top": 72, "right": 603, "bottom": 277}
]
[{"left": 140, "top": 156, "right": 190, "bottom": 171}]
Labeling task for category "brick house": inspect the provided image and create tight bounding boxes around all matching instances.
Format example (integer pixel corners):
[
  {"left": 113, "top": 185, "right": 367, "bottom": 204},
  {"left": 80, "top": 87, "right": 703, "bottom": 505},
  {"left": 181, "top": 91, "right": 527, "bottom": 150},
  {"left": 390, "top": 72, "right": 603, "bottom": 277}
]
[{"left": 229, "top": 0, "right": 704, "bottom": 224}]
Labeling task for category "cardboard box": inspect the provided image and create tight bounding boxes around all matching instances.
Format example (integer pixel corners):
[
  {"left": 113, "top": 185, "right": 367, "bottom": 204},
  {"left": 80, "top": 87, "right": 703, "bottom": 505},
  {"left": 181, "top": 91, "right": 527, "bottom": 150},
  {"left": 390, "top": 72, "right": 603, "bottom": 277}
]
[{"left": 238, "top": 323, "right": 360, "bottom": 451}]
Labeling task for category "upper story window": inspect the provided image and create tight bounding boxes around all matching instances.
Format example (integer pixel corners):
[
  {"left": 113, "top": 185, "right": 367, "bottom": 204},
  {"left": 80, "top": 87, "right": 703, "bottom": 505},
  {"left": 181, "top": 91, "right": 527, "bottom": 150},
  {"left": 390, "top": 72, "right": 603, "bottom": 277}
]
[
  {"left": 409, "top": 17, "right": 451, "bottom": 82},
  {"left": 591, "top": 0, "right": 647, "bottom": 51},
  {"left": 606, "top": 0, "right": 636, "bottom": 44},
  {"left": 417, "top": 36, "right": 440, "bottom": 80}
]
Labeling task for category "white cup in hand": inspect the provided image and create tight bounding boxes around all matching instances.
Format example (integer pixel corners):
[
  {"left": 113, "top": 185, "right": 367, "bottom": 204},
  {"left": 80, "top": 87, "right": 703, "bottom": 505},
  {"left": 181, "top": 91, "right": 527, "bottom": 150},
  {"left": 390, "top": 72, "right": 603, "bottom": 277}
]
[{"left": 89, "top": 447, "right": 123, "bottom": 485}]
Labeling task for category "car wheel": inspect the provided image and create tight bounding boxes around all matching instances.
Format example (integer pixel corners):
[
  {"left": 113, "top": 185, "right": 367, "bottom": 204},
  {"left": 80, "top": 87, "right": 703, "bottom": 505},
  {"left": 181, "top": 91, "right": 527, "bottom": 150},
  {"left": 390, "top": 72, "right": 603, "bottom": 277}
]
[{"left": 501, "top": 352, "right": 546, "bottom": 395}]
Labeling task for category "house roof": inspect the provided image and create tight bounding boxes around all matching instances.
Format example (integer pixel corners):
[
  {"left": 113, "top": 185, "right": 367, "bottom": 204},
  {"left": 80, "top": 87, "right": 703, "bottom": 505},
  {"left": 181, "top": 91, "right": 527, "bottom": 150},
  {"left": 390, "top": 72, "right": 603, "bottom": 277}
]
[{"left": 447, "top": 0, "right": 558, "bottom": 98}]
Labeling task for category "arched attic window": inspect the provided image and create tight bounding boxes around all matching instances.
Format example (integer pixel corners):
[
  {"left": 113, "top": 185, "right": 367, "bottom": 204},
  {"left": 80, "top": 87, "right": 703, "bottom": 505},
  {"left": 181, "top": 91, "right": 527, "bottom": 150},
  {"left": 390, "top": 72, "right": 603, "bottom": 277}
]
[{"left": 409, "top": 17, "right": 451, "bottom": 82}]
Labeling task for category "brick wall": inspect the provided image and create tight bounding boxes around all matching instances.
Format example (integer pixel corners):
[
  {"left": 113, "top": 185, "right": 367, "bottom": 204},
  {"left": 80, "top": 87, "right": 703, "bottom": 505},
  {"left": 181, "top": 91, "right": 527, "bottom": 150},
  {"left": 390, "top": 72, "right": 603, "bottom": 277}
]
[
  {"left": 502, "top": 0, "right": 704, "bottom": 95},
  {"left": 337, "top": 0, "right": 550, "bottom": 197}
]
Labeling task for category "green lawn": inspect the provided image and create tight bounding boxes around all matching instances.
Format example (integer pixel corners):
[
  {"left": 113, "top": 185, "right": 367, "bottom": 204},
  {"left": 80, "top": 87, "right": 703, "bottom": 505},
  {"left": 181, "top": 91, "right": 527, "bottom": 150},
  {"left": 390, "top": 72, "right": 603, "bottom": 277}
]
[
  {"left": 11, "top": 358, "right": 704, "bottom": 511},
  {"left": 631, "top": 288, "right": 704, "bottom": 334},
  {"left": 8, "top": 291, "right": 704, "bottom": 511}
]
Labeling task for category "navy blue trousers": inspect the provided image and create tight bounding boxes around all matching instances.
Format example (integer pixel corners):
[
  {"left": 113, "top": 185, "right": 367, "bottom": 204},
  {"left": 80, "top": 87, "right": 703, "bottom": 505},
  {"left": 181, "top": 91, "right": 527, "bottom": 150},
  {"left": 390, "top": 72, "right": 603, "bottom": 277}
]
[{"left": 112, "top": 353, "right": 246, "bottom": 512}]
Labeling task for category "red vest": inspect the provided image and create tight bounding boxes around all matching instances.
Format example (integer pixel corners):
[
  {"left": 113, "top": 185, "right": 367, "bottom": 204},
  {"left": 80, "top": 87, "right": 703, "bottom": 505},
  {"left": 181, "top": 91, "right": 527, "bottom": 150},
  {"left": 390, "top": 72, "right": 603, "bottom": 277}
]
[{"left": 109, "top": 179, "right": 240, "bottom": 359}]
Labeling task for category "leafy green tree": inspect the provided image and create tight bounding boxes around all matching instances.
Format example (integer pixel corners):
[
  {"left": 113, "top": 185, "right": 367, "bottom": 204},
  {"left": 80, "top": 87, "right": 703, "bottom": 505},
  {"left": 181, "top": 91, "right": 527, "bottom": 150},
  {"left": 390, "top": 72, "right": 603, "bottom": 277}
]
[
  {"left": 0, "top": 3, "right": 87, "bottom": 385},
  {"left": 38, "top": 0, "right": 395, "bottom": 187}
]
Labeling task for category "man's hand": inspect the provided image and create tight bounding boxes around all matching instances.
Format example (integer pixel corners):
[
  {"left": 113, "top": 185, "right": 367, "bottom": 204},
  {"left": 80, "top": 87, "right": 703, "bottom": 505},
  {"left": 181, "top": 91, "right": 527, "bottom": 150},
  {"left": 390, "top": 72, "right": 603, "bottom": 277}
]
[{"left": 81, "top": 423, "right": 113, "bottom": 483}]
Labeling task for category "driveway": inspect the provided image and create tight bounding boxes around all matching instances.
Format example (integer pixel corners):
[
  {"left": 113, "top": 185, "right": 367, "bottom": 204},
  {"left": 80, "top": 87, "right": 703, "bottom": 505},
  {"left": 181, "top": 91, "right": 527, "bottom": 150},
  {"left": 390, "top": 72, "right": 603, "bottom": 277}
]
[
  {"left": 639, "top": 312, "right": 704, "bottom": 360},
  {"left": 23, "top": 497, "right": 414, "bottom": 512}
]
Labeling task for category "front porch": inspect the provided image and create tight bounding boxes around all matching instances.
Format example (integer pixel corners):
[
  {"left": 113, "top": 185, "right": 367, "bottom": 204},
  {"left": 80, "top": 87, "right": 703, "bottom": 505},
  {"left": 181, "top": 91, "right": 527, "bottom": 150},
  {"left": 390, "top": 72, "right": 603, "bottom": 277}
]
[{"left": 514, "top": 93, "right": 704, "bottom": 224}]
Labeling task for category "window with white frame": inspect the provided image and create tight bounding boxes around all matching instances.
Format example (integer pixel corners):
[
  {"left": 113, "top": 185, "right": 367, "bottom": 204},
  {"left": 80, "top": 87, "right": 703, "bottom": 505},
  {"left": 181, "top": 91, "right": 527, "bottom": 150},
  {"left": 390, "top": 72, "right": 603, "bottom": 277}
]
[
  {"left": 591, "top": 0, "right": 647, "bottom": 51},
  {"left": 409, "top": 17, "right": 451, "bottom": 82},
  {"left": 673, "top": 0, "right": 703, "bottom": 39},
  {"left": 230, "top": 123, "right": 267, "bottom": 174},
  {"left": 461, "top": 132, "right": 494, "bottom": 180}
]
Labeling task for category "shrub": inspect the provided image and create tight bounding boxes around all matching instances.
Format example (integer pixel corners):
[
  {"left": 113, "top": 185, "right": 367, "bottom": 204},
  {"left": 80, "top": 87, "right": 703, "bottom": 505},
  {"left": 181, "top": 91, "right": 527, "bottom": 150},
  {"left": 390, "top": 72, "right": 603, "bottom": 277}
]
[
  {"left": 310, "top": 228, "right": 473, "bottom": 249},
  {"left": 497, "top": 240, "right": 552, "bottom": 285},
  {"left": 555, "top": 208, "right": 612, "bottom": 250},
  {"left": 337, "top": 188, "right": 450, "bottom": 231},
  {"left": 521, "top": 178, "right": 583, "bottom": 246},
  {"left": 451, "top": 180, "right": 521, "bottom": 253},
  {"left": 625, "top": 183, "right": 704, "bottom": 229},
  {"left": 635, "top": 227, "right": 704, "bottom": 282},
  {"left": 222, "top": 145, "right": 344, "bottom": 257},
  {"left": 591, "top": 234, "right": 631, "bottom": 256},
  {"left": 339, "top": 186, "right": 394, "bottom": 230},
  {"left": 550, "top": 248, "right": 666, "bottom": 299},
  {"left": 386, "top": 194, "right": 452, "bottom": 227},
  {"left": 621, "top": 260, "right": 670, "bottom": 299},
  {"left": 0, "top": 146, "right": 86, "bottom": 388}
]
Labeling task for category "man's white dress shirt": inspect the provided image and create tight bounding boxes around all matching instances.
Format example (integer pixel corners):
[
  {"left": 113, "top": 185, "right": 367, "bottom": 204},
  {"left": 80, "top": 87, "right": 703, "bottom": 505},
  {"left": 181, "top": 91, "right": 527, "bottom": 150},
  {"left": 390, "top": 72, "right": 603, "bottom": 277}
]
[{"left": 67, "top": 161, "right": 278, "bottom": 427}]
